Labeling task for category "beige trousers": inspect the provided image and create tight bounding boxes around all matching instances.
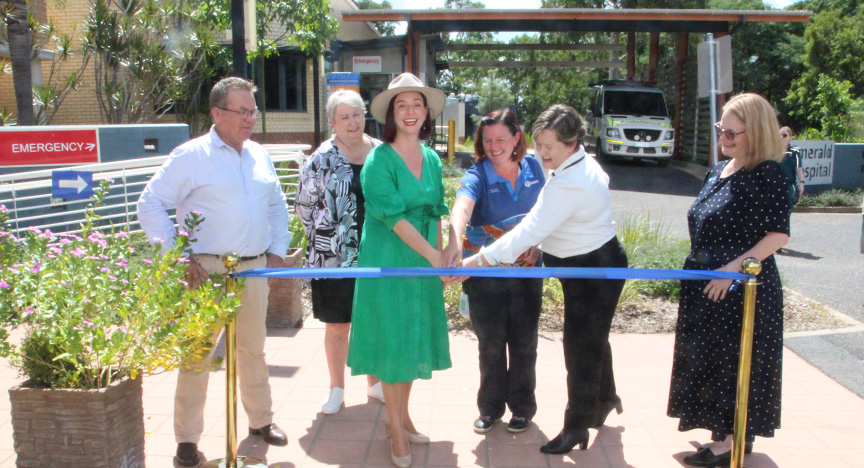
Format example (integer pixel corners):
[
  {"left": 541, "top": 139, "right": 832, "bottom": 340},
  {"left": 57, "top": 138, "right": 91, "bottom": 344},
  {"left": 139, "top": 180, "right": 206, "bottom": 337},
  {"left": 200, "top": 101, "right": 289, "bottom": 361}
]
[{"left": 174, "top": 254, "right": 273, "bottom": 443}]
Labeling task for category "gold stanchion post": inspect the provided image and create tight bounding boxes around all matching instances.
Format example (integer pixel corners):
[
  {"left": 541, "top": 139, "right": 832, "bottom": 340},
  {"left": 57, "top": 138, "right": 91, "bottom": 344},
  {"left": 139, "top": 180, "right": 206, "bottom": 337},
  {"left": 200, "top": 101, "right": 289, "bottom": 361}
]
[
  {"left": 447, "top": 119, "right": 456, "bottom": 164},
  {"left": 731, "top": 257, "right": 761, "bottom": 468},
  {"left": 202, "top": 252, "right": 266, "bottom": 468}
]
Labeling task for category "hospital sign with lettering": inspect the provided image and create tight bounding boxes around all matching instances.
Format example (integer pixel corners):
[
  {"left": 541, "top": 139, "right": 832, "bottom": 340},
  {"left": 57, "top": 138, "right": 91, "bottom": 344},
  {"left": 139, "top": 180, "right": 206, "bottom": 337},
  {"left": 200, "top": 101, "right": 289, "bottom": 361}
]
[{"left": 0, "top": 128, "right": 100, "bottom": 166}]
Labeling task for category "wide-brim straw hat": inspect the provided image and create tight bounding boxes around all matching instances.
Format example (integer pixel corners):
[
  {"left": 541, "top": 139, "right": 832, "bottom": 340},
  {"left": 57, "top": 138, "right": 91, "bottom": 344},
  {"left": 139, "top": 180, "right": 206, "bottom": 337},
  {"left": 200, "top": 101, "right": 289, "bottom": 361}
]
[{"left": 369, "top": 73, "right": 446, "bottom": 124}]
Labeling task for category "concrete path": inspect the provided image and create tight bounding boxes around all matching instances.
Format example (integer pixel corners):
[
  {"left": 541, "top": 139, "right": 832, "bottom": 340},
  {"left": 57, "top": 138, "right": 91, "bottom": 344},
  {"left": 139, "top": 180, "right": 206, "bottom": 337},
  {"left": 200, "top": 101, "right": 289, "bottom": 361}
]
[{"left": 2, "top": 327, "right": 863, "bottom": 467}]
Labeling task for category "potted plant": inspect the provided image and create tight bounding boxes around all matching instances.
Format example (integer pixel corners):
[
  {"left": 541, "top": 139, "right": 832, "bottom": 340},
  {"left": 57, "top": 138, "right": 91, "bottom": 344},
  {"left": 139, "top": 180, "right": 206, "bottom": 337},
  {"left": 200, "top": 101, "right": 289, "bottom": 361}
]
[{"left": 0, "top": 180, "right": 241, "bottom": 467}]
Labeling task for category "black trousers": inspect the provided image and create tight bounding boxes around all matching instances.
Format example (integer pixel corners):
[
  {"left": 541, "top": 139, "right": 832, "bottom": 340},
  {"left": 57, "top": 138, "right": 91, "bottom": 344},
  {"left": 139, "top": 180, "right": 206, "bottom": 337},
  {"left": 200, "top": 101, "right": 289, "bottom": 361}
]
[
  {"left": 544, "top": 237, "right": 628, "bottom": 430},
  {"left": 464, "top": 276, "right": 543, "bottom": 420}
]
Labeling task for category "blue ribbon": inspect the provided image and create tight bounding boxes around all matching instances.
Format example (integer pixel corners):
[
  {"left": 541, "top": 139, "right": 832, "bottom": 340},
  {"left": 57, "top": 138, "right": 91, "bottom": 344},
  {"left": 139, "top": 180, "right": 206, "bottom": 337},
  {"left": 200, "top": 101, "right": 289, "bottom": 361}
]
[{"left": 233, "top": 267, "right": 753, "bottom": 281}]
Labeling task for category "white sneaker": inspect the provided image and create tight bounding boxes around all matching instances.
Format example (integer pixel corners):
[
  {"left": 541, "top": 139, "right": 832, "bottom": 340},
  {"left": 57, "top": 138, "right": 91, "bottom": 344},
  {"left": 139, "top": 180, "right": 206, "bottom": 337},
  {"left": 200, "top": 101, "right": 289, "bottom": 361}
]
[
  {"left": 322, "top": 387, "right": 344, "bottom": 414},
  {"left": 367, "top": 382, "right": 386, "bottom": 403}
]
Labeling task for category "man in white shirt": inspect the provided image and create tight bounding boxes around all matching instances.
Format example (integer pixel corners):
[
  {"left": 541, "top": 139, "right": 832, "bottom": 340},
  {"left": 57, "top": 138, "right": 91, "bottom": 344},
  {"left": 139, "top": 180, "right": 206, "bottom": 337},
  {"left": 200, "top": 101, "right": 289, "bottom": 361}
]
[{"left": 137, "top": 77, "right": 291, "bottom": 467}]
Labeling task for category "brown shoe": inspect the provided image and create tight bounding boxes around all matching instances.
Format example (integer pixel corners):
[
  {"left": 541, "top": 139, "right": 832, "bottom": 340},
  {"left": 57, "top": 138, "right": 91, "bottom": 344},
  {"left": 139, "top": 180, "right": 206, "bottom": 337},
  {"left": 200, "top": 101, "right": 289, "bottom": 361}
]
[
  {"left": 249, "top": 423, "right": 288, "bottom": 446},
  {"left": 176, "top": 442, "right": 200, "bottom": 467}
]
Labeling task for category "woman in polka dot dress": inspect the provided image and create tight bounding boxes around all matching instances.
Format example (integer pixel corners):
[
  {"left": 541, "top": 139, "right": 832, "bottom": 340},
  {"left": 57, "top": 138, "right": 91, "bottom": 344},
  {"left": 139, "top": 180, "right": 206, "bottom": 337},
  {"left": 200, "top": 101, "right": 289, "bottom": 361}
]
[{"left": 667, "top": 93, "right": 791, "bottom": 468}]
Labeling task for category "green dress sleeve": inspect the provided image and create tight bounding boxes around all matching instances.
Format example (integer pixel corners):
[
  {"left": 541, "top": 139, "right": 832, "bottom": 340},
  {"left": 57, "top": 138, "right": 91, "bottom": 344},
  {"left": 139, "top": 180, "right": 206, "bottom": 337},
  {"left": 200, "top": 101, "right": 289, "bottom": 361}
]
[
  {"left": 424, "top": 145, "right": 450, "bottom": 218},
  {"left": 360, "top": 144, "right": 407, "bottom": 230}
]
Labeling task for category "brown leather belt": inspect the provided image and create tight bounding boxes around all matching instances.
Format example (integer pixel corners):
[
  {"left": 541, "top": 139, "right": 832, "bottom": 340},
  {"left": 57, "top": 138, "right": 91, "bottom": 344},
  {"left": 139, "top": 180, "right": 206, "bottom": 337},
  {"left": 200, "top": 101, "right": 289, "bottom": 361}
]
[{"left": 197, "top": 252, "right": 266, "bottom": 262}]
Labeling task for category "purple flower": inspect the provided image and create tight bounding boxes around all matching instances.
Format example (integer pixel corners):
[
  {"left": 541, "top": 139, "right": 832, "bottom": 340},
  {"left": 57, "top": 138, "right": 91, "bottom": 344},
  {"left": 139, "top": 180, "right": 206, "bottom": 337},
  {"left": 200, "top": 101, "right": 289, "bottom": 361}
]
[
  {"left": 38, "top": 229, "right": 55, "bottom": 240},
  {"left": 142, "top": 259, "right": 152, "bottom": 266},
  {"left": 71, "top": 247, "right": 86, "bottom": 257},
  {"left": 153, "top": 237, "right": 164, "bottom": 244},
  {"left": 115, "top": 259, "right": 127, "bottom": 268},
  {"left": 192, "top": 210, "right": 201, "bottom": 215},
  {"left": 105, "top": 177, "right": 114, "bottom": 183},
  {"left": 46, "top": 254, "right": 56, "bottom": 259},
  {"left": 178, "top": 279, "right": 188, "bottom": 286},
  {"left": 100, "top": 255, "right": 109, "bottom": 260},
  {"left": 127, "top": 247, "right": 135, "bottom": 253},
  {"left": 59, "top": 238, "right": 71, "bottom": 245},
  {"left": 100, "top": 267, "right": 109, "bottom": 272},
  {"left": 31, "top": 264, "right": 42, "bottom": 273},
  {"left": 0, "top": 204, "right": 7, "bottom": 212},
  {"left": 28, "top": 226, "right": 41, "bottom": 234},
  {"left": 23, "top": 307, "right": 34, "bottom": 316},
  {"left": 82, "top": 320, "right": 94, "bottom": 326},
  {"left": 176, "top": 257, "right": 190, "bottom": 264},
  {"left": 0, "top": 281, "right": 9, "bottom": 288},
  {"left": 168, "top": 320, "right": 177, "bottom": 325},
  {"left": 178, "top": 229, "right": 189, "bottom": 237},
  {"left": 114, "top": 232, "right": 129, "bottom": 239},
  {"left": 82, "top": 297, "right": 91, "bottom": 303},
  {"left": 50, "top": 246, "right": 62, "bottom": 254},
  {"left": 227, "top": 292, "right": 236, "bottom": 297},
  {"left": 108, "top": 275, "right": 117, "bottom": 281},
  {"left": 118, "top": 326, "right": 128, "bottom": 333}
]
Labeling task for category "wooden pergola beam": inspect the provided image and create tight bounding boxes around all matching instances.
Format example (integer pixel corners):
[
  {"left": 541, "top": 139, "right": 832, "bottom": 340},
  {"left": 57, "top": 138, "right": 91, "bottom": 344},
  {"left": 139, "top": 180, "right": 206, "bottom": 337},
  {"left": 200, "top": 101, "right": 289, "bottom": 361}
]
[
  {"left": 445, "top": 43, "right": 626, "bottom": 52},
  {"left": 447, "top": 60, "right": 626, "bottom": 69}
]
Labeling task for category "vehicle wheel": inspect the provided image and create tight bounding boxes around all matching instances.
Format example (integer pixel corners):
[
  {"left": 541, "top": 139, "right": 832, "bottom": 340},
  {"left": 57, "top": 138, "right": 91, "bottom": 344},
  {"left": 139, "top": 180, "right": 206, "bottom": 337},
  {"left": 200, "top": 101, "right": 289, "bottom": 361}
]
[
  {"left": 595, "top": 139, "right": 607, "bottom": 160},
  {"left": 658, "top": 158, "right": 670, "bottom": 167}
]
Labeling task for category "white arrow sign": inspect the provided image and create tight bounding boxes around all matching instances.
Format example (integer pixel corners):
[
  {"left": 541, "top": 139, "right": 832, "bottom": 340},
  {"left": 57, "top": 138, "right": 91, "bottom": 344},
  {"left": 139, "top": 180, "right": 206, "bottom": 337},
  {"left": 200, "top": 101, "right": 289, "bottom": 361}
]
[
  {"left": 58, "top": 175, "right": 89, "bottom": 194},
  {"left": 85, "top": 143, "right": 96, "bottom": 151}
]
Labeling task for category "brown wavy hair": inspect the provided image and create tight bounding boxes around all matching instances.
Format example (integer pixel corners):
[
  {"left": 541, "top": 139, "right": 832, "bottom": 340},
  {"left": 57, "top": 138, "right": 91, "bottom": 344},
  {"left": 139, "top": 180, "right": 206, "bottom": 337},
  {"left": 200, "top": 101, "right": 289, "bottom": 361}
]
[{"left": 473, "top": 109, "right": 528, "bottom": 163}]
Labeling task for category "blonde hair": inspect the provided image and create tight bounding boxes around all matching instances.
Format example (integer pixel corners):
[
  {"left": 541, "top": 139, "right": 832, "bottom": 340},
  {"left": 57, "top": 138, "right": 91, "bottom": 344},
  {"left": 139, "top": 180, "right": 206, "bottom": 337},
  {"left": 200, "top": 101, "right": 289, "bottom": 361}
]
[{"left": 722, "top": 93, "right": 784, "bottom": 170}]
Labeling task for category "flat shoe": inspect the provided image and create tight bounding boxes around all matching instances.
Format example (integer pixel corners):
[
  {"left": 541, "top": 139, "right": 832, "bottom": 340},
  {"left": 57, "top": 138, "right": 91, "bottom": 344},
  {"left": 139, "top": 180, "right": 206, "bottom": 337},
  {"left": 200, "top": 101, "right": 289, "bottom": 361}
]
[
  {"left": 175, "top": 442, "right": 200, "bottom": 467},
  {"left": 368, "top": 382, "right": 386, "bottom": 403},
  {"left": 507, "top": 416, "right": 531, "bottom": 433},
  {"left": 249, "top": 423, "right": 288, "bottom": 446},
  {"left": 682, "top": 447, "right": 737, "bottom": 467},
  {"left": 322, "top": 387, "right": 344, "bottom": 414},
  {"left": 473, "top": 415, "right": 498, "bottom": 434}
]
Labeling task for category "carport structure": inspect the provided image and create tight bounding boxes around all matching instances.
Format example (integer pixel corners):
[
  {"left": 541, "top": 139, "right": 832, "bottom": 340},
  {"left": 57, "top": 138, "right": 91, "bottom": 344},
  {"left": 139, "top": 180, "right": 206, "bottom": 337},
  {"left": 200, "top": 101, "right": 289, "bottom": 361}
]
[{"left": 341, "top": 8, "right": 812, "bottom": 159}]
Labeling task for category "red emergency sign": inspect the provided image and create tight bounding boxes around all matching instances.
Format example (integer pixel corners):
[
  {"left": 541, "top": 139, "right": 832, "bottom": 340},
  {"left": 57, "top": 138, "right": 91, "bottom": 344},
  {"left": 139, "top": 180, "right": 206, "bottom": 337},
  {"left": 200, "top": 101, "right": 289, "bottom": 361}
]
[{"left": 0, "top": 128, "right": 100, "bottom": 166}]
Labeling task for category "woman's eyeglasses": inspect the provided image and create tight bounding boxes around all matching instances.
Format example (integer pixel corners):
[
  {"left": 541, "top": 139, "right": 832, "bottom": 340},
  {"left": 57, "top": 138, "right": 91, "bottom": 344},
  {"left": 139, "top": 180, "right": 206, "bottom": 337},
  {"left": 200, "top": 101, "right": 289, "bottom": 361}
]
[{"left": 714, "top": 123, "right": 745, "bottom": 140}]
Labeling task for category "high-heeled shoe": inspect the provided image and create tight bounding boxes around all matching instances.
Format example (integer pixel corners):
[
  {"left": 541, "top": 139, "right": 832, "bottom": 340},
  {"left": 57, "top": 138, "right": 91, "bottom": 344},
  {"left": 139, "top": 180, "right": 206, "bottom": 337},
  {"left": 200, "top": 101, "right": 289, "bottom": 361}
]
[
  {"left": 539, "top": 428, "right": 589, "bottom": 454},
  {"left": 591, "top": 396, "right": 623, "bottom": 428},
  {"left": 384, "top": 423, "right": 430, "bottom": 445},
  {"left": 390, "top": 451, "right": 412, "bottom": 468}
]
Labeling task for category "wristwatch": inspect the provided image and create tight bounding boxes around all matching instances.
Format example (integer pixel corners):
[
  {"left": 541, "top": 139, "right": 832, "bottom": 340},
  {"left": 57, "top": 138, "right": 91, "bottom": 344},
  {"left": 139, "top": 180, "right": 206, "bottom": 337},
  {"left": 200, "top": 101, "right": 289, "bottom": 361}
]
[{"left": 476, "top": 254, "right": 484, "bottom": 267}]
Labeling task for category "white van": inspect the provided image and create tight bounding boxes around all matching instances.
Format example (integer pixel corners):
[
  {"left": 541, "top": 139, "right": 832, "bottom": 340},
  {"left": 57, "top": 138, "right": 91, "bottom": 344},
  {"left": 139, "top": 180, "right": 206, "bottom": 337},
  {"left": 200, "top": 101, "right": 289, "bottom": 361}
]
[{"left": 586, "top": 80, "right": 675, "bottom": 167}]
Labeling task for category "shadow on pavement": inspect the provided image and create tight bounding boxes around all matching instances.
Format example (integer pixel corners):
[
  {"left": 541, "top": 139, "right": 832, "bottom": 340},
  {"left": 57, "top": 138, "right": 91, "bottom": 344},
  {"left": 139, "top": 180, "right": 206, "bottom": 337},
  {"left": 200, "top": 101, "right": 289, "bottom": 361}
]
[{"left": 598, "top": 157, "right": 704, "bottom": 197}]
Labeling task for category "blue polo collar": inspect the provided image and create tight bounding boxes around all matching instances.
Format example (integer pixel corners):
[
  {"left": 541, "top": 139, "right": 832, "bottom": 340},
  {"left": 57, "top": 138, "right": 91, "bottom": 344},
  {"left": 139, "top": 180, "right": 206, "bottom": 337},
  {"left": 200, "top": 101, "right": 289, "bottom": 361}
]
[{"left": 481, "top": 157, "right": 537, "bottom": 199}]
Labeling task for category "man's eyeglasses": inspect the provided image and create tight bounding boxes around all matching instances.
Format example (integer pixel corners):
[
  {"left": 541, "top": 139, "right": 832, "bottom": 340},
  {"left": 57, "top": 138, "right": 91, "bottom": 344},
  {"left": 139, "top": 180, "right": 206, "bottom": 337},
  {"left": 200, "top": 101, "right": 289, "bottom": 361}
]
[
  {"left": 713, "top": 123, "right": 745, "bottom": 140},
  {"left": 220, "top": 107, "right": 261, "bottom": 119}
]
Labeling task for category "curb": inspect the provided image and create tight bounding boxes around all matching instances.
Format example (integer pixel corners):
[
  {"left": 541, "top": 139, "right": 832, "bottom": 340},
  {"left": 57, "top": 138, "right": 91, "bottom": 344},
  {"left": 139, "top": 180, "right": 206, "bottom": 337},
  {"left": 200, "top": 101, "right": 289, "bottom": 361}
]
[{"left": 793, "top": 206, "right": 862, "bottom": 214}]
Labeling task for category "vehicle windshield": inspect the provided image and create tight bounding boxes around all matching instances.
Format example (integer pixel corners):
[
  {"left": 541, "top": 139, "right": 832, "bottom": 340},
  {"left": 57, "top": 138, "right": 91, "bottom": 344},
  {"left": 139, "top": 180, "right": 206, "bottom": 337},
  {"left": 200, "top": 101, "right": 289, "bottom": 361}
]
[{"left": 603, "top": 90, "right": 668, "bottom": 117}]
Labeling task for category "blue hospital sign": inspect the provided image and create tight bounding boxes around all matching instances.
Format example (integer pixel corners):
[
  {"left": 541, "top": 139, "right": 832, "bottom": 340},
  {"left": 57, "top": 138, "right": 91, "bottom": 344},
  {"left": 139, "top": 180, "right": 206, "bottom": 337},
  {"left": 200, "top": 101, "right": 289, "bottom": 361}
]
[{"left": 52, "top": 170, "right": 94, "bottom": 200}]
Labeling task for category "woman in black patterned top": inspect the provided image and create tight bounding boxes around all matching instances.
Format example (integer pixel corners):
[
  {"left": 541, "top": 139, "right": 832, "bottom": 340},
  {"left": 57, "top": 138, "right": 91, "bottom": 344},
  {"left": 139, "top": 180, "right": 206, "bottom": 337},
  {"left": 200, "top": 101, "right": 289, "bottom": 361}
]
[
  {"left": 668, "top": 93, "right": 791, "bottom": 468},
  {"left": 295, "top": 90, "right": 384, "bottom": 414}
]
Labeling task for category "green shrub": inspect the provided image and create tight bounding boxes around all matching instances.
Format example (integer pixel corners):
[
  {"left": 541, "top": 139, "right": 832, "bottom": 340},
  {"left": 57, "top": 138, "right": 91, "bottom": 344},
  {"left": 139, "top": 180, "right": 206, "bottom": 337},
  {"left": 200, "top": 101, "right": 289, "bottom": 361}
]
[{"left": 797, "top": 188, "right": 863, "bottom": 207}]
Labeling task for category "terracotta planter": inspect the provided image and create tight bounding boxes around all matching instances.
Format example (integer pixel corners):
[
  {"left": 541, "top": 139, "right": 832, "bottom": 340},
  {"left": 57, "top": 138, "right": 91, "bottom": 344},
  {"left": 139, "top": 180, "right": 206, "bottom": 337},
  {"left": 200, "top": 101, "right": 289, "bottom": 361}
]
[
  {"left": 266, "top": 247, "right": 304, "bottom": 328},
  {"left": 9, "top": 376, "right": 144, "bottom": 468}
]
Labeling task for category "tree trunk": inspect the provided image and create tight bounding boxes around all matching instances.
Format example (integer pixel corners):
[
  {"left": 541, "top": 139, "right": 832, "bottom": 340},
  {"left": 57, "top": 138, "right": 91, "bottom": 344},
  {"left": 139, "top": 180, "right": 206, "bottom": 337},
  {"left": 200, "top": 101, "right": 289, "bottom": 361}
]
[{"left": 5, "top": 0, "right": 34, "bottom": 125}]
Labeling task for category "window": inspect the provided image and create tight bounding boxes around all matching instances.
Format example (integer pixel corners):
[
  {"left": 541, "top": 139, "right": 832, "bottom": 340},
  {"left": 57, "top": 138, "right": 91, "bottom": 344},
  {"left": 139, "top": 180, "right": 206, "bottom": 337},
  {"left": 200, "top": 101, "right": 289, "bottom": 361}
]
[{"left": 262, "top": 52, "right": 307, "bottom": 112}]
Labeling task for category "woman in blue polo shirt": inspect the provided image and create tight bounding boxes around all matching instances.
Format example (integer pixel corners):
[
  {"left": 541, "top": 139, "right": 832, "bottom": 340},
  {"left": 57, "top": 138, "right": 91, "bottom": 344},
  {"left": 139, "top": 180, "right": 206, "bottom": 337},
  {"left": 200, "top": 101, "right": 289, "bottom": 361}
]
[{"left": 445, "top": 109, "right": 545, "bottom": 435}]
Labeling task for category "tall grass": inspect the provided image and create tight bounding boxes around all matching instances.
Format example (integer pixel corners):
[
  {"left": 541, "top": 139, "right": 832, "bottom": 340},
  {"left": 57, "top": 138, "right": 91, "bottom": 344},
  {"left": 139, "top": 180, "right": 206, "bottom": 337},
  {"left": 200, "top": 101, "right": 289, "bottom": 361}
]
[{"left": 797, "top": 188, "right": 862, "bottom": 207}]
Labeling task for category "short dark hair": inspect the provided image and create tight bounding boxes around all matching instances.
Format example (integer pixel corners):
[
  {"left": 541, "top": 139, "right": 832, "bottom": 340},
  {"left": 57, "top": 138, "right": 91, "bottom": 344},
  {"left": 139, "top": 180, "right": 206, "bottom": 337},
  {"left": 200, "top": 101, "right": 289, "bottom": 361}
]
[
  {"left": 381, "top": 92, "right": 434, "bottom": 143},
  {"left": 473, "top": 109, "right": 527, "bottom": 163},
  {"left": 210, "top": 77, "right": 256, "bottom": 110},
  {"left": 531, "top": 104, "right": 587, "bottom": 148}
]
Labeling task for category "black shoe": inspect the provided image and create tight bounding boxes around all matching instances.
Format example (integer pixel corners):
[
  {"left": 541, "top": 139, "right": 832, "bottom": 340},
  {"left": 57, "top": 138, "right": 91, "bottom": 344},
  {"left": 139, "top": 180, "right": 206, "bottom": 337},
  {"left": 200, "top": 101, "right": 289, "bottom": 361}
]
[
  {"left": 473, "top": 416, "right": 498, "bottom": 434},
  {"left": 591, "top": 396, "right": 624, "bottom": 428},
  {"left": 249, "top": 423, "right": 288, "bottom": 446},
  {"left": 507, "top": 416, "right": 531, "bottom": 433},
  {"left": 682, "top": 444, "right": 752, "bottom": 468},
  {"left": 539, "top": 428, "right": 589, "bottom": 454},
  {"left": 175, "top": 442, "right": 200, "bottom": 467}
]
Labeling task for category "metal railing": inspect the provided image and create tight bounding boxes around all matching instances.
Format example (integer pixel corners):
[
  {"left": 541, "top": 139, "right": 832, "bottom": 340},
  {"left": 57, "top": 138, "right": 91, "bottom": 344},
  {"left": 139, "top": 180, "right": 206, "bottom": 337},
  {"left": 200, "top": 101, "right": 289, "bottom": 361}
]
[{"left": 0, "top": 144, "right": 309, "bottom": 236}]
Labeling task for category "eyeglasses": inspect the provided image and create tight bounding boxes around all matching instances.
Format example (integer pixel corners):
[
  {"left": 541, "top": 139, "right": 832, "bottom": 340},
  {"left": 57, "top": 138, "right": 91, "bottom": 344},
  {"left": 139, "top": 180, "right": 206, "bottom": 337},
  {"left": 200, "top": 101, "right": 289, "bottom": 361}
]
[
  {"left": 219, "top": 107, "right": 261, "bottom": 119},
  {"left": 714, "top": 123, "right": 745, "bottom": 140}
]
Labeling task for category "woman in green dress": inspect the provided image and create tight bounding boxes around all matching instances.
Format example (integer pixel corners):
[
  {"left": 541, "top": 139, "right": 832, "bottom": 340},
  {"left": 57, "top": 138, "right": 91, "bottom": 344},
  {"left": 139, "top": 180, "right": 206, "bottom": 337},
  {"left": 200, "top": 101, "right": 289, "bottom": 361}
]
[{"left": 346, "top": 73, "right": 453, "bottom": 468}]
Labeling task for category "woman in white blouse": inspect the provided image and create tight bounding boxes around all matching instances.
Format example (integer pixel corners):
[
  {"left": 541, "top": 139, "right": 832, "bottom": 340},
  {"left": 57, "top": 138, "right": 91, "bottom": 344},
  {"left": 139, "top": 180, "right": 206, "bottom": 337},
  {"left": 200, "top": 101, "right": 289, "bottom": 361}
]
[{"left": 460, "top": 104, "right": 628, "bottom": 454}]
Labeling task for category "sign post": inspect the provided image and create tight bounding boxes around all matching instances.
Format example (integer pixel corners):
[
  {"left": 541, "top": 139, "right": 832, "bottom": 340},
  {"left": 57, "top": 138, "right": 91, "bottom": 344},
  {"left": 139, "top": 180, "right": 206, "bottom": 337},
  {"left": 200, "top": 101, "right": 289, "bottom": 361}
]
[{"left": 697, "top": 35, "right": 733, "bottom": 166}]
